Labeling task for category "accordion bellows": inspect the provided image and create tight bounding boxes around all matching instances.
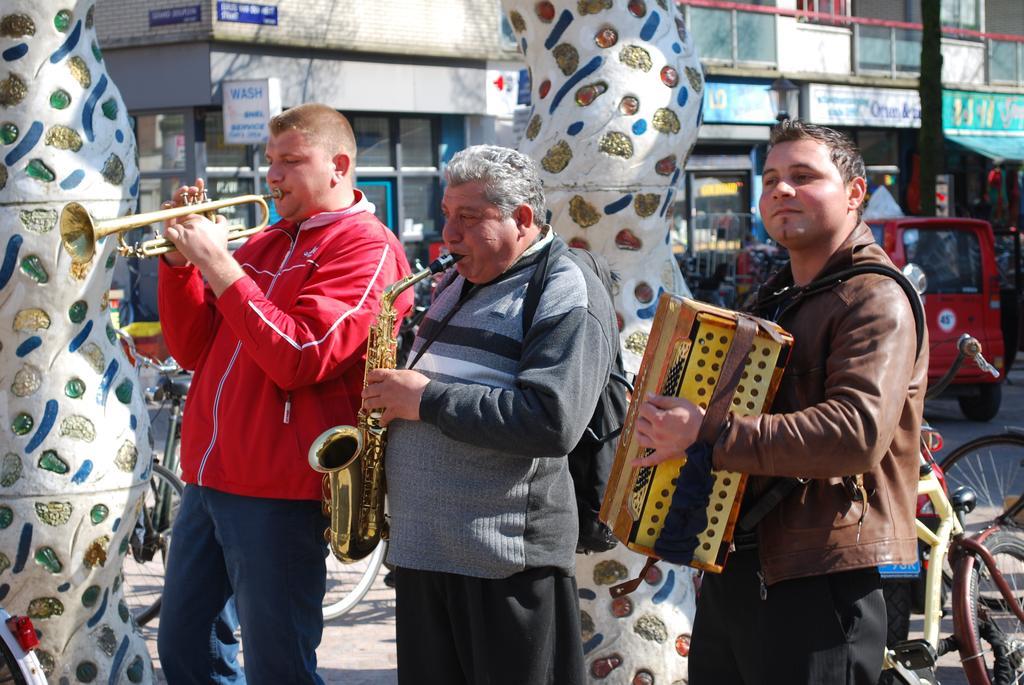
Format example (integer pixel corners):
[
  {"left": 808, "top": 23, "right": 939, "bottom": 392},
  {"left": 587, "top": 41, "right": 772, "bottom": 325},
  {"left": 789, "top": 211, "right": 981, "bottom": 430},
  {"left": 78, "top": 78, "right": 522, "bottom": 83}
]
[{"left": 600, "top": 294, "right": 793, "bottom": 573}]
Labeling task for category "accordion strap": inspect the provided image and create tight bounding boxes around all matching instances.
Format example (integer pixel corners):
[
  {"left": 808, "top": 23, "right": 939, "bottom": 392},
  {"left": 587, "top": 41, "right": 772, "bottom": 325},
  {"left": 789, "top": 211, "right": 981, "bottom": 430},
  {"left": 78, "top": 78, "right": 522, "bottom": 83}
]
[
  {"left": 609, "top": 315, "right": 759, "bottom": 598},
  {"left": 697, "top": 315, "right": 758, "bottom": 445}
]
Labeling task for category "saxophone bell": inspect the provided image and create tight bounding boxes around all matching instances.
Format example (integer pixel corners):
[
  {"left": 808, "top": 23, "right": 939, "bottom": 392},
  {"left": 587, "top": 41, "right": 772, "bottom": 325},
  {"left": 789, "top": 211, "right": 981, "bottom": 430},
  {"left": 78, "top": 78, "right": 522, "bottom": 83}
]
[{"left": 308, "top": 425, "right": 362, "bottom": 473}]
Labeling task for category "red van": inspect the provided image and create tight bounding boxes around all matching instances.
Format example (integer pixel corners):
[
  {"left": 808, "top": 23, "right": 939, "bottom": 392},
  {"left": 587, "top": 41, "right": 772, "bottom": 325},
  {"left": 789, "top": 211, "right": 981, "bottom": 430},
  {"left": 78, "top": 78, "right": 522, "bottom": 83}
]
[{"left": 869, "top": 217, "right": 1005, "bottom": 421}]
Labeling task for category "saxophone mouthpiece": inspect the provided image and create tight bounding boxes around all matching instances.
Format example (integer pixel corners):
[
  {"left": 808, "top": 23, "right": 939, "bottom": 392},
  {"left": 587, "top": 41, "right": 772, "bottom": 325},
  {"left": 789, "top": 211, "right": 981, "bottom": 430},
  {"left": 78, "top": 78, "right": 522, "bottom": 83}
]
[{"left": 430, "top": 252, "right": 463, "bottom": 274}]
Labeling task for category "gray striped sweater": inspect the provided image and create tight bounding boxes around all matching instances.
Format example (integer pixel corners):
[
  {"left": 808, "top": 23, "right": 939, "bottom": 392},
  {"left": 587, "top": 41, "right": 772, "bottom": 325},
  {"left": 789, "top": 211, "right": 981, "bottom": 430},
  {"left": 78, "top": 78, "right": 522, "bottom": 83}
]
[{"left": 384, "top": 235, "right": 618, "bottom": 578}]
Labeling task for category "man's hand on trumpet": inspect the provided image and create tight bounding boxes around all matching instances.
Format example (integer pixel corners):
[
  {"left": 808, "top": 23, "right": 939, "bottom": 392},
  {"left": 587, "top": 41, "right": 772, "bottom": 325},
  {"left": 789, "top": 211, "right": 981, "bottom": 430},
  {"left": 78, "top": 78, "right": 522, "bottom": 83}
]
[{"left": 161, "top": 177, "right": 245, "bottom": 297}]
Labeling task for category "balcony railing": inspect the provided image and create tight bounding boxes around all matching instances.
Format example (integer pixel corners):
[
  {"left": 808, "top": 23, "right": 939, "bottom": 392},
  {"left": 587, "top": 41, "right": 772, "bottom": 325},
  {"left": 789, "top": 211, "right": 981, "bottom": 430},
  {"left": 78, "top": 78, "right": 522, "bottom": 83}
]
[{"left": 677, "top": 0, "right": 1024, "bottom": 86}]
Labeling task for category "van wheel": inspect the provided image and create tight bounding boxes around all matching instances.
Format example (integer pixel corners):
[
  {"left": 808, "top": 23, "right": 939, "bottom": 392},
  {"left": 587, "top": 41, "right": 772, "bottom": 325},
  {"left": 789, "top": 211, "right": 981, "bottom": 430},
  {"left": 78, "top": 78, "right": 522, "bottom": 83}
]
[{"left": 958, "top": 383, "right": 1002, "bottom": 422}]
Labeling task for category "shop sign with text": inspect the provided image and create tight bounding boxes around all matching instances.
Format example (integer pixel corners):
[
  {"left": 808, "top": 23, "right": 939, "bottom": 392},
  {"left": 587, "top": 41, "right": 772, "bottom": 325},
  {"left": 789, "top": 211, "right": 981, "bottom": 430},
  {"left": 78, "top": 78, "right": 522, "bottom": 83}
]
[
  {"left": 808, "top": 84, "right": 921, "bottom": 128},
  {"left": 943, "top": 89, "right": 1024, "bottom": 135}
]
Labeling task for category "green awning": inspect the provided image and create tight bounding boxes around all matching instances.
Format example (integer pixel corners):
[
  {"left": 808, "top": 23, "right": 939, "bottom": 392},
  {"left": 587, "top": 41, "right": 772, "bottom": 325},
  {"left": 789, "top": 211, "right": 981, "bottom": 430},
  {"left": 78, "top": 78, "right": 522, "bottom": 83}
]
[{"left": 947, "top": 134, "right": 1024, "bottom": 162}]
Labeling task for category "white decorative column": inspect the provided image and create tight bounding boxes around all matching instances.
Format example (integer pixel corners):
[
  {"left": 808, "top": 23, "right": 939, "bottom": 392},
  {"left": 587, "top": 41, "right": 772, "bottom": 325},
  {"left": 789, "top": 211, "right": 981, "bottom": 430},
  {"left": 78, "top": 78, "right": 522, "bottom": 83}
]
[
  {"left": 0, "top": 2, "right": 152, "bottom": 682},
  {"left": 500, "top": 2, "right": 704, "bottom": 683}
]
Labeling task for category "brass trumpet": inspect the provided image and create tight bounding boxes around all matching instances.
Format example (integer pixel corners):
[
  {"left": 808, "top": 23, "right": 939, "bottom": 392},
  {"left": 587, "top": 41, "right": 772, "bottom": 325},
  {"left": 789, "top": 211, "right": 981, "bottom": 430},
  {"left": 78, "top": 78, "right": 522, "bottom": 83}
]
[{"left": 59, "top": 191, "right": 280, "bottom": 263}]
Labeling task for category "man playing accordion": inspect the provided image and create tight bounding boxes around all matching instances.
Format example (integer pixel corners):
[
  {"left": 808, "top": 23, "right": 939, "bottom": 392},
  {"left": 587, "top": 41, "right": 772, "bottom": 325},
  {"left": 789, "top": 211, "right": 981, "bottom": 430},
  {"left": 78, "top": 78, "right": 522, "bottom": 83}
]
[{"left": 636, "top": 120, "right": 928, "bottom": 685}]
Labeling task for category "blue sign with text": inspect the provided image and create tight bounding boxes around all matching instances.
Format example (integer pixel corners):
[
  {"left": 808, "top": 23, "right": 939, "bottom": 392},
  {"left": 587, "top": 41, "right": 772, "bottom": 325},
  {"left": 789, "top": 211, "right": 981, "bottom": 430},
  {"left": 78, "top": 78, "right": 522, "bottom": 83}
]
[
  {"left": 217, "top": 1, "right": 278, "bottom": 26},
  {"left": 703, "top": 79, "right": 777, "bottom": 125},
  {"left": 149, "top": 5, "right": 201, "bottom": 27}
]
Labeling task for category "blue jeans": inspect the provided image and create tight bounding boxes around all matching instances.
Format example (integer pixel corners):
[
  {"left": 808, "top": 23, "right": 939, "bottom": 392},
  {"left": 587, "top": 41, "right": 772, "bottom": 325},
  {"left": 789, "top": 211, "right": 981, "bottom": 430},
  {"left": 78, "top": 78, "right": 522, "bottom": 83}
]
[{"left": 157, "top": 485, "right": 328, "bottom": 684}]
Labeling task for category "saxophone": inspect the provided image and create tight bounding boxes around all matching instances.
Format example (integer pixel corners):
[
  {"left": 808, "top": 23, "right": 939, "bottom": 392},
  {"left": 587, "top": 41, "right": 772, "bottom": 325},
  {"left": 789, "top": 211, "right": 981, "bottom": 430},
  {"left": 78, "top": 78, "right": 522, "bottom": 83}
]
[{"left": 307, "top": 252, "right": 462, "bottom": 562}]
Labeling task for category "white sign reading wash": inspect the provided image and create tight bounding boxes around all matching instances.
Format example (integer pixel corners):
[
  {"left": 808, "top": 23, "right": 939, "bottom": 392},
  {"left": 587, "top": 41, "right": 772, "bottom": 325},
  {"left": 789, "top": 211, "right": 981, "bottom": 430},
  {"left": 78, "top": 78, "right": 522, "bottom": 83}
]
[
  {"left": 809, "top": 84, "right": 921, "bottom": 128},
  {"left": 223, "top": 78, "right": 282, "bottom": 144}
]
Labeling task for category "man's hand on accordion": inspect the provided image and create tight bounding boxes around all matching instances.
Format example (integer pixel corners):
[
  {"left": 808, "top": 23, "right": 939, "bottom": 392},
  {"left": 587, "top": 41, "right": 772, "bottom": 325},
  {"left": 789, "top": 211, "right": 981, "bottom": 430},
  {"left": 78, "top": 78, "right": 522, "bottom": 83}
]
[{"left": 632, "top": 394, "right": 706, "bottom": 467}]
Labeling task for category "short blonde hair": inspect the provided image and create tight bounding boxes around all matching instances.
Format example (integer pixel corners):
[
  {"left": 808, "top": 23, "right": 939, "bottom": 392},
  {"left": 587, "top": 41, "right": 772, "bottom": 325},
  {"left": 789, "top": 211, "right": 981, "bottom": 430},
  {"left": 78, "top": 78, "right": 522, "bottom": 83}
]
[{"left": 270, "top": 104, "right": 356, "bottom": 163}]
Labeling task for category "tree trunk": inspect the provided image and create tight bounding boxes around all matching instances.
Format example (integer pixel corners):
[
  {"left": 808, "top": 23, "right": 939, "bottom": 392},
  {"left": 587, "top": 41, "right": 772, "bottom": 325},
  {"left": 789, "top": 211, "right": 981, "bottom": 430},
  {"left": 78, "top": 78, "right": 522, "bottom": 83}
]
[{"left": 919, "top": 0, "right": 944, "bottom": 216}]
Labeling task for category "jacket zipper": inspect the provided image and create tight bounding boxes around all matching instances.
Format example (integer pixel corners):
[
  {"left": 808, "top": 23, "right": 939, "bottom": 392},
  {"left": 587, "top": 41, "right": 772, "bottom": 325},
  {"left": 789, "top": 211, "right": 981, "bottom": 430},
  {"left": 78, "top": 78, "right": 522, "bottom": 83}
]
[{"left": 197, "top": 230, "right": 301, "bottom": 485}]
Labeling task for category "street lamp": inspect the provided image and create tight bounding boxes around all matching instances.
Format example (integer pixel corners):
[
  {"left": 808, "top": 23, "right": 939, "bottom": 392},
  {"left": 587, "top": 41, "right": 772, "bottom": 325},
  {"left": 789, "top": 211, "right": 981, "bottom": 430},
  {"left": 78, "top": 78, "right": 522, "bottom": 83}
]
[{"left": 769, "top": 77, "right": 800, "bottom": 123}]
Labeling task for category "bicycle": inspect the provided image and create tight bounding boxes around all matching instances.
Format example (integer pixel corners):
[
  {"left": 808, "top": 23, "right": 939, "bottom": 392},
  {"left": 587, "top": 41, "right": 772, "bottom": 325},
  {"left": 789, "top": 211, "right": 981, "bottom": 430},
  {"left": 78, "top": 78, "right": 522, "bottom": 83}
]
[
  {"left": 884, "top": 335, "right": 1024, "bottom": 685},
  {"left": 115, "top": 329, "right": 388, "bottom": 624}
]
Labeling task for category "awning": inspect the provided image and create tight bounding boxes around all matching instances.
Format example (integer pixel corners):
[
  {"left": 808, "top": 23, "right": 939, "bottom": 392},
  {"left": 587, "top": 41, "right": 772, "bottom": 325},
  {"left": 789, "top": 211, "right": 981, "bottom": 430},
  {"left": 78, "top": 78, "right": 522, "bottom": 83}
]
[{"left": 947, "top": 134, "right": 1024, "bottom": 162}]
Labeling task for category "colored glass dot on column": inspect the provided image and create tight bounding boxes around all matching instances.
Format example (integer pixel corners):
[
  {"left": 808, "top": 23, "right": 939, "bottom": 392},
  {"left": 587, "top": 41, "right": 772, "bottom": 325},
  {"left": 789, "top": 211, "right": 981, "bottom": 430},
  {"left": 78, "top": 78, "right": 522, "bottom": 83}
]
[
  {"left": 34, "top": 547, "right": 62, "bottom": 574},
  {"left": 126, "top": 656, "right": 145, "bottom": 683},
  {"left": 100, "top": 99, "right": 118, "bottom": 120},
  {"left": 20, "top": 255, "right": 48, "bottom": 283},
  {"left": 89, "top": 504, "right": 108, "bottom": 524},
  {"left": 38, "top": 450, "right": 69, "bottom": 474},
  {"left": 49, "top": 89, "right": 70, "bottom": 109},
  {"left": 0, "top": 506, "right": 12, "bottom": 529},
  {"left": 105, "top": 253, "right": 115, "bottom": 269},
  {"left": 0, "top": 122, "right": 17, "bottom": 145},
  {"left": 114, "top": 379, "right": 132, "bottom": 404},
  {"left": 91, "top": 41, "right": 102, "bottom": 62},
  {"left": 105, "top": 323, "right": 116, "bottom": 344},
  {"left": 26, "top": 160, "right": 55, "bottom": 182},
  {"left": 68, "top": 300, "right": 87, "bottom": 323},
  {"left": 65, "top": 378, "right": 85, "bottom": 398},
  {"left": 75, "top": 660, "right": 97, "bottom": 682},
  {"left": 12, "top": 412, "right": 33, "bottom": 435},
  {"left": 53, "top": 10, "right": 71, "bottom": 32},
  {"left": 80, "top": 585, "right": 100, "bottom": 607}
]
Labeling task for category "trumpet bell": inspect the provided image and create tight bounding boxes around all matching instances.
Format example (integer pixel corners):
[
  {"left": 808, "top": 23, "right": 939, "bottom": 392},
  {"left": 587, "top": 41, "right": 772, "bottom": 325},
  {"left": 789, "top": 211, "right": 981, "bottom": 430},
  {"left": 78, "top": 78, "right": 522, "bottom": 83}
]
[
  {"left": 308, "top": 425, "right": 362, "bottom": 473},
  {"left": 60, "top": 202, "right": 98, "bottom": 263}
]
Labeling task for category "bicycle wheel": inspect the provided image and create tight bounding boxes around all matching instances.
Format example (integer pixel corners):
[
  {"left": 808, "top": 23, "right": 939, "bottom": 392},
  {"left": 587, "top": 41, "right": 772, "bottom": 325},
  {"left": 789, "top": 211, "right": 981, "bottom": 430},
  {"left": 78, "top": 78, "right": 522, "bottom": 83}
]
[
  {"left": 940, "top": 434, "right": 1024, "bottom": 537},
  {"left": 956, "top": 528, "right": 1024, "bottom": 685},
  {"left": 121, "top": 463, "right": 184, "bottom": 626},
  {"left": 322, "top": 540, "right": 388, "bottom": 621}
]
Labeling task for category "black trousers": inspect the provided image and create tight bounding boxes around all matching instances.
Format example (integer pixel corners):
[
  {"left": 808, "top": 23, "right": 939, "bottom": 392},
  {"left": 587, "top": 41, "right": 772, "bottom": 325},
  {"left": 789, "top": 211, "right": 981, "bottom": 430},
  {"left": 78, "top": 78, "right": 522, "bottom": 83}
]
[
  {"left": 394, "top": 565, "right": 585, "bottom": 685},
  {"left": 690, "top": 549, "right": 886, "bottom": 685}
]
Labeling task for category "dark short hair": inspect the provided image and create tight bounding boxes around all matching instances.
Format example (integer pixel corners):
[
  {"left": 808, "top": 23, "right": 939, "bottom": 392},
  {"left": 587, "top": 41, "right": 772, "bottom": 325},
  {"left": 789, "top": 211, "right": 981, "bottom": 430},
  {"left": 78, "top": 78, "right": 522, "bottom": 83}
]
[{"left": 767, "top": 119, "right": 866, "bottom": 218}]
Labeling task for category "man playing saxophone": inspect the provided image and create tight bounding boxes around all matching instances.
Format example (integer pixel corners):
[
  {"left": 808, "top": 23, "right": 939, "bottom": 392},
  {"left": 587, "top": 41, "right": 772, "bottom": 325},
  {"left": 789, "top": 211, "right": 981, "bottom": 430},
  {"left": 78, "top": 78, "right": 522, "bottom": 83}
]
[
  {"left": 362, "top": 145, "right": 618, "bottom": 685},
  {"left": 154, "top": 103, "right": 412, "bottom": 683}
]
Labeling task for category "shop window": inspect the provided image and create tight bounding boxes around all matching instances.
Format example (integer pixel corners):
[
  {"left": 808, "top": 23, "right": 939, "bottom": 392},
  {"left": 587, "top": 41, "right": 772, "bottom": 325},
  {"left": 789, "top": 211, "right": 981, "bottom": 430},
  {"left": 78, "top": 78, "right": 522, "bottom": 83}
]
[
  {"left": 135, "top": 113, "right": 186, "bottom": 172},
  {"left": 353, "top": 117, "right": 394, "bottom": 168},
  {"left": 399, "top": 118, "right": 435, "bottom": 168},
  {"left": 402, "top": 177, "right": 439, "bottom": 240}
]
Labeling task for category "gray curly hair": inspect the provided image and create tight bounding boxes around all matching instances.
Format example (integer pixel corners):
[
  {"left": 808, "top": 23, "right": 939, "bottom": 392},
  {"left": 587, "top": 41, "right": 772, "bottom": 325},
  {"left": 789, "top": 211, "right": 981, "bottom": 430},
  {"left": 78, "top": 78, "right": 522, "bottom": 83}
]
[{"left": 445, "top": 145, "right": 547, "bottom": 224}]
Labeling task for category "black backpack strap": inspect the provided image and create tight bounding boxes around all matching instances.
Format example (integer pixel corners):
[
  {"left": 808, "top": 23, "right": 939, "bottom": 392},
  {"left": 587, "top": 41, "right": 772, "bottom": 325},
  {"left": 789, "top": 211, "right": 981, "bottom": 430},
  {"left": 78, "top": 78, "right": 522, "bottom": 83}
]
[{"left": 521, "top": 239, "right": 562, "bottom": 335}]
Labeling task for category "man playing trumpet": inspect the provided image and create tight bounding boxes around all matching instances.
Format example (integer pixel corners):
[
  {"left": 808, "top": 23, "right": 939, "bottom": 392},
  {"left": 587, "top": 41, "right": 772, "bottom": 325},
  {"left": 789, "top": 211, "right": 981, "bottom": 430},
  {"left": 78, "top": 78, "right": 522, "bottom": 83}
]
[{"left": 155, "top": 103, "right": 412, "bottom": 683}]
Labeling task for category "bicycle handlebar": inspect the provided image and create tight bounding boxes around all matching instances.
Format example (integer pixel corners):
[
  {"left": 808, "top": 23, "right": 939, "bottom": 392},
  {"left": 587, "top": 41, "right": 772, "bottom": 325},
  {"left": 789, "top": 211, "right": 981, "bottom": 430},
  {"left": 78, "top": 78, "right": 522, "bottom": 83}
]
[
  {"left": 115, "top": 328, "right": 184, "bottom": 376},
  {"left": 924, "top": 333, "right": 1000, "bottom": 401}
]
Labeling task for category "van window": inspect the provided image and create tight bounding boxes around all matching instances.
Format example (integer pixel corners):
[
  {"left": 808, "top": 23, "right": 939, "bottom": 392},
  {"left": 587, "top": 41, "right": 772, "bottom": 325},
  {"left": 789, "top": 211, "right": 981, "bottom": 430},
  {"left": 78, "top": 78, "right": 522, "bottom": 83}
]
[{"left": 903, "top": 228, "right": 982, "bottom": 294}]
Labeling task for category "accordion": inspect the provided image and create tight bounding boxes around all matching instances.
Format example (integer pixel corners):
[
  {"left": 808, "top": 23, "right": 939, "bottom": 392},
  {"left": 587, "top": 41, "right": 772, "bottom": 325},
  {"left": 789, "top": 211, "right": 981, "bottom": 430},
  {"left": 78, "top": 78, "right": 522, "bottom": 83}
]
[{"left": 600, "top": 294, "right": 792, "bottom": 574}]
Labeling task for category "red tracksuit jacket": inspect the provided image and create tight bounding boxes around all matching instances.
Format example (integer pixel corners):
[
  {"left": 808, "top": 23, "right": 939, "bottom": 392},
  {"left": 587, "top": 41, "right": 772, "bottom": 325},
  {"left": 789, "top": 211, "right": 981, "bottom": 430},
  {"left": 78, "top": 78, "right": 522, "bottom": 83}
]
[{"left": 157, "top": 195, "right": 412, "bottom": 500}]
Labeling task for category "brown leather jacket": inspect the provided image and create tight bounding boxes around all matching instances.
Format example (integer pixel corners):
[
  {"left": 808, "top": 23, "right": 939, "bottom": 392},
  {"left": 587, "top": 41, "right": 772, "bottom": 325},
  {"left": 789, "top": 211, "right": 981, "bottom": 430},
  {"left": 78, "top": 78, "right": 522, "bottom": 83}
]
[{"left": 714, "top": 223, "right": 928, "bottom": 585}]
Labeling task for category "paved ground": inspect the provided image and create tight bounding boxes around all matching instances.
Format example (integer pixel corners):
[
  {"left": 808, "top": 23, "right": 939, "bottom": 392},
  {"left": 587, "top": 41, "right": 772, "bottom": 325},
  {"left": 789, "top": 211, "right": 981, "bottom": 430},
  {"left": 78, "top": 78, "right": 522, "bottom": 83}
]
[{"left": 134, "top": 357, "right": 1024, "bottom": 684}]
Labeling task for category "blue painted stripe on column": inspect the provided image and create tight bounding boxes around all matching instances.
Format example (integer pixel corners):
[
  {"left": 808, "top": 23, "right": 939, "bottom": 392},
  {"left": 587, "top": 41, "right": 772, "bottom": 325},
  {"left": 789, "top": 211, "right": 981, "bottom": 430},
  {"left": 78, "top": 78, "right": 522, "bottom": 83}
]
[
  {"left": 96, "top": 358, "right": 119, "bottom": 405},
  {"left": 640, "top": 11, "right": 660, "bottom": 40},
  {"left": 677, "top": 86, "right": 689, "bottom": 108},
  {"left": 12, "top": 523, "right": 31, "bottom": 573},
  {"left": 49, "top": 21, "right": 82, "bottom": 63},
  {"left": 550, "top": 56, "right": 603, "bottom": 115},
  {"left": 16, "top": 336, "right": 41, "bottom": 357},
  {"left": 60, "top": 169, "right": 86, "bottom": 190},
  {"left": 652, "top": 569, "right": 676, "bottom": 603},
  {"left": 4, "top": 121, "right": 42, "bottom": 165},
  {"left": 108, "top": 636, "right": 130, "bottom": 683},
  {"left": 2, "top": 44, "right": 28, "bottom": 61},
  {"left": 86, "top": 588, "right": 108, "bottom": 628},
  {"left": 25, "top": 399, "right": 58, "bottom": 454},
  {"left": 604, "top": 195, "right": 633, "bottom": 214},
  {"left": 68, "top": 319, "right": 93, "bottom": 352},
  {"left": 0, "top": 234, "right": 23, "bottom": 289},
  {"left": 544, "top": 9, "right": 574, "bottom": 50},
  {"left": 81, "top": 74, "right": 108, "bottom": 143},
  {"left": 71, "top": 459, "right": 94, "bottom": 484}
]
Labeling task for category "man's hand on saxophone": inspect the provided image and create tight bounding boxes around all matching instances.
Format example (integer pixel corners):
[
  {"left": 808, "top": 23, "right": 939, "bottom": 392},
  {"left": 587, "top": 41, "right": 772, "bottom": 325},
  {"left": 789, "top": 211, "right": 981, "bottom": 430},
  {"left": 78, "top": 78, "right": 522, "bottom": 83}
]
[{"left": 362, "top": 368, "right": 430, "bottom": 425}]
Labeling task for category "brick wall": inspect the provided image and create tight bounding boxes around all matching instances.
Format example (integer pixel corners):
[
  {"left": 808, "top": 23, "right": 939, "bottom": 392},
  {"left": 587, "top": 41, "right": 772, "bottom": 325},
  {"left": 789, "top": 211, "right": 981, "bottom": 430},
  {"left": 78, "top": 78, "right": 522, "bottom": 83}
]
[{"left": 96, "top": 0, "right": 520, "bottom": 61}]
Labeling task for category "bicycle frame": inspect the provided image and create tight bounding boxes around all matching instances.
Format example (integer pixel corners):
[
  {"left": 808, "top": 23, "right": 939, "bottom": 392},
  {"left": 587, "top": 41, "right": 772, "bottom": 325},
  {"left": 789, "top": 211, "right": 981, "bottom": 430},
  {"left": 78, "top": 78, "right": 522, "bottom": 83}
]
[{"left": 917, "top": 464, "right": 964, "bottom": 649}]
